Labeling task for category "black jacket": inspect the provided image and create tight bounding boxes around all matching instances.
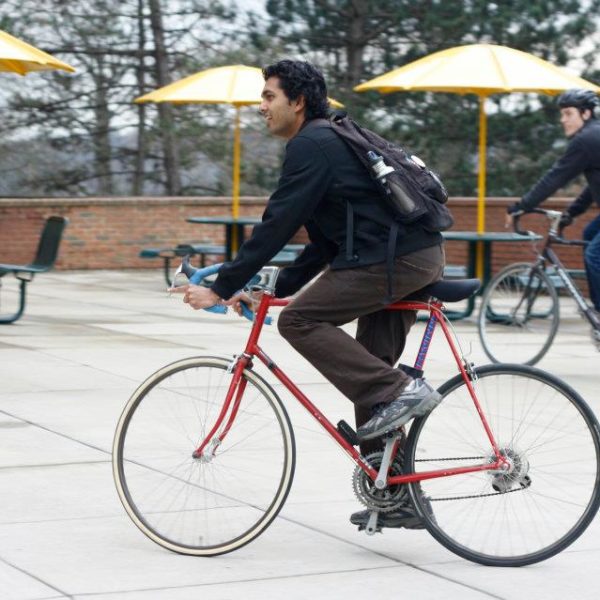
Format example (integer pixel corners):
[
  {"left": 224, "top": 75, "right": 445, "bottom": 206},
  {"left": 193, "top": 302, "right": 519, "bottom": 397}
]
[
  {"left": 520, "top": 119, "right": 600, "bottom": 217},
  {"left": 211, "top": 119, "right": 442, "bottom": 300}
]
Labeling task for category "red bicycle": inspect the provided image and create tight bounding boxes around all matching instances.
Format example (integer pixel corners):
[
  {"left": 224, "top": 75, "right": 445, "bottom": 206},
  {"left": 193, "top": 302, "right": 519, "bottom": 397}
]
[{"left": 112, "top": 264, "right": 600, "bottom": 566}]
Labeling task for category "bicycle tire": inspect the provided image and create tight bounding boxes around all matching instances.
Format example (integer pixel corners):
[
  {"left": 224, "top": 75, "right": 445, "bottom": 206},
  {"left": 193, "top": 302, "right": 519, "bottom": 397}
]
[
  {"left": 478, "top": 262, "right": 559, "bottom": 365},
  {"left": 112, "top": 356, "right": 296, "bottom": 556},
  {"left": 405, "top": 363, "right": 600, "bottom": 567}
]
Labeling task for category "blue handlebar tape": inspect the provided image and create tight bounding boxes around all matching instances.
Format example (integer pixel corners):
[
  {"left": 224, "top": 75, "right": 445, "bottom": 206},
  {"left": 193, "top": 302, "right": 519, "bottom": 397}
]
[
  {"left": 240, "top": 301, "right": 272, "bottom": 325},
  {"left": 189, "top": 263, "right": 223, "bottom": 285},
  {"left": 204, "top": 304, "right": 228, "bottom": 315},
  {"left": 203, "top": 301, "right": 270, "bottom": 324}
]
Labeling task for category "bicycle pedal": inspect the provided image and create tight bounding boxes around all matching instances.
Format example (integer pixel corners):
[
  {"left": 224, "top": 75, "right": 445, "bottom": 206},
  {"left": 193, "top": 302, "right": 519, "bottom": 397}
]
[
  {"left": 337, "top": 420, "right": 359, "bottom": 446},
  {"left": 357, "top": 523, "right": 382, "bottom": 534}
]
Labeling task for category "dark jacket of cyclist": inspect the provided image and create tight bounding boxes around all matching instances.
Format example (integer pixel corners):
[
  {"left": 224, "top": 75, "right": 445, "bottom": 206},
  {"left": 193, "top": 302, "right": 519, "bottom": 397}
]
[
  {"left": 518, "top": 118, "right": 600, "bottom": 216},
  {"left": 509, "top": 89, "right": 600, "bottom": 312},
  {"left": 211, "top": 119, "right": 442, "bottom": 301}
]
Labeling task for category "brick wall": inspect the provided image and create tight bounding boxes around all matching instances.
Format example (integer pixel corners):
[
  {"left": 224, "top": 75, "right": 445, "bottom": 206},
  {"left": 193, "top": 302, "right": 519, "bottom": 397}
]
[{"left": 0, "top": 196, "right": 591, "bottom": 276}]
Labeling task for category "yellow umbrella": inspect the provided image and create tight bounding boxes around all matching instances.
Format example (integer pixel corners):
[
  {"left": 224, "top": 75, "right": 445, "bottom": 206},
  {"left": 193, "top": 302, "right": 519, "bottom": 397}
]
[
  {"left": 0, "top": 29, "right": 75, "bottom": 75},
  {"left": 355, "top": 43, "right": 600, "bottom": 235},
  {"left": 136, "top": 64, "right": 343, "bottom": 230}
]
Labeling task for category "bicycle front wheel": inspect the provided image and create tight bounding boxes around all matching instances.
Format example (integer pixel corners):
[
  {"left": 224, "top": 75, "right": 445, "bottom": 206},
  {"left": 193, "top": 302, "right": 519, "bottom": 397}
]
[
  {"left": 405, "top": 364, "right": 600, "bottom": 567},
  {"left": 112, "top": 356, "right": 295, "bottom": 556},
  {"left": 478, "top": 262, "right": 559, "bottom": 365}
]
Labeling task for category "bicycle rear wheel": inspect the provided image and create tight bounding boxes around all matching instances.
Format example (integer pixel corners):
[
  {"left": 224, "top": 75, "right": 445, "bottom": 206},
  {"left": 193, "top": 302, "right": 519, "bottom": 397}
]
[
  {"left": 112, "top": 356, "right": 295, "bottom": 556},
  {"left": 478, "top": 262, "right": 559, "bottom": 365},
  {"left": 405, "top": 364, "right": 600, "bottom": 567}
]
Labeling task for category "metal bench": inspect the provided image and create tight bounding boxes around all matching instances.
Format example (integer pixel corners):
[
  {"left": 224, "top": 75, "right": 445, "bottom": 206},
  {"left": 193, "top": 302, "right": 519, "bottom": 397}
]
[
  {"left": 141, "top": 243, "right": 306, "bottom": 286},
  {"left": 140, "top": 243, "right": 226, "bottom": 286},
  {"left": 545, "top": 267, "right": 586, "bottom": 290},
  {"left": 0, "top": 216, "right": 68, "bottom": 324},
  {"left": 443, "top": 264, "right": 467, "bottom": 279}
]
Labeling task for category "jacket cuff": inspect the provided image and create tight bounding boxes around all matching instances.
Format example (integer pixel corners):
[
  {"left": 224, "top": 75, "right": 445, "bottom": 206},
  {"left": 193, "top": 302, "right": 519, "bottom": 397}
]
[{"left": 210, "top": 279, "right": 234, "bottom": 301}]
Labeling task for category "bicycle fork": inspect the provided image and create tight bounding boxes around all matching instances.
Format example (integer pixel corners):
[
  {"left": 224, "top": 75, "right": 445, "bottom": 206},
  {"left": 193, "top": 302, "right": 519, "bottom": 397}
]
[{"left": 192, "top": 354, "right": 250, "bottom": 460}]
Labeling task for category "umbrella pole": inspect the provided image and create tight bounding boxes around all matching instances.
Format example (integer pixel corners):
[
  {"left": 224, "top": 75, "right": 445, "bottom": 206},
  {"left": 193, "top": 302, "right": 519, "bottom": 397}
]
[
  {"left": 476, "top": 95, "right": 488, "bottom": 280},
  {"left": 231, "top": 105, "right": 241, "bottom": 253}
]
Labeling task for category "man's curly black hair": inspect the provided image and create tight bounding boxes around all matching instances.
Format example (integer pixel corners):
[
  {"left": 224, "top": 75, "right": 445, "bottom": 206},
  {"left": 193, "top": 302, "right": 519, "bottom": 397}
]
[{"left": 262, "top": 60, "right": 329, "bottom": 120}]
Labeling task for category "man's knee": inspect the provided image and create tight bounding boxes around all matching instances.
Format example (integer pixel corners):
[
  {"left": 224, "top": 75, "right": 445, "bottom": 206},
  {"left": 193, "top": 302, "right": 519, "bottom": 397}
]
[
  {"left": 277, "top": 306, "right": 302, "bottom": 341},
  {"left": 583, "top": 223, "right": 595, "bottom": 242},
  {"left": 583, "top": 218, "right": 600, "bottom": 242}
]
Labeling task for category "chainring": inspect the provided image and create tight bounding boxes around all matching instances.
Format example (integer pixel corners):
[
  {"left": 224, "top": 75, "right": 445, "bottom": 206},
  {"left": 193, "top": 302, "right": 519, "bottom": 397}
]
[{"left": 352, "top": 450, "right": 408, "bottom": 512}]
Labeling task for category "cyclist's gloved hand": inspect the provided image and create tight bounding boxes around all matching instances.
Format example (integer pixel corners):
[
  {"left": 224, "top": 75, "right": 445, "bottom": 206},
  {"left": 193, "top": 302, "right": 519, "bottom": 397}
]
[
  {"left": 559, "top": 211, "right": 573, "bottom": 228},
  {"left": 506, "top": 202, "right": 524, "bottom": 216}
]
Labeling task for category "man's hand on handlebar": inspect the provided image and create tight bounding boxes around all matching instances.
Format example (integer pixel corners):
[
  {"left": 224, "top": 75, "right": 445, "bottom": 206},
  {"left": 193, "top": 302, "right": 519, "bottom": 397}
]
[
  {"left": 169, "top": 282, "right": 223, "bottom": 310},
  {"left": 559, "top": 211, "right": 573, "bottom": 229},
  {"left": 505, "top": 202, "right": 524, "bottom": 228},
  {"left": 224, "top": 289, "right": 264, "bottom": 317}
]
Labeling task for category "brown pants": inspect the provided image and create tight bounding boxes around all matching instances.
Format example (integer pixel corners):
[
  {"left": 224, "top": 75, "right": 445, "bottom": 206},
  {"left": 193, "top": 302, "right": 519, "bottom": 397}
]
[{"left": 278, "top": 244, "right": 445, "bottom": 455}]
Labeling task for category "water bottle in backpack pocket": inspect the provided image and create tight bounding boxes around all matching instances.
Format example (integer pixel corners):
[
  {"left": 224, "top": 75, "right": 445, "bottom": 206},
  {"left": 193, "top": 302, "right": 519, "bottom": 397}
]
[
  {"left": 367, "top": 151, "right": 428, "bottom": 223},
  {"left": 367, "top": 150, "right": 452, "bottom": 231}
]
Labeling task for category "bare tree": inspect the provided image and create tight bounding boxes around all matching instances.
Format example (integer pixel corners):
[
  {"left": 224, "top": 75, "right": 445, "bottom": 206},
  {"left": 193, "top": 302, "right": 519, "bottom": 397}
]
[{"left": 147, "top": 0, "right": 181, "bottom": 195}]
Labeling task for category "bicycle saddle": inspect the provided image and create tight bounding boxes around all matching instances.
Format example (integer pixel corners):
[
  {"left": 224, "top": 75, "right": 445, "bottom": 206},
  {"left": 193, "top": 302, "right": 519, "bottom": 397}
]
[{"left": 421, "top": 278, "right": 480, "bottom": 302}]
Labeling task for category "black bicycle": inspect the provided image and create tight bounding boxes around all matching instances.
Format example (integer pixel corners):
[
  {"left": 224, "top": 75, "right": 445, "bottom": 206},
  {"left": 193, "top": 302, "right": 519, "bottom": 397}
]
[{"left": 477, "top": 208, "right": 600, "bottom": 366}]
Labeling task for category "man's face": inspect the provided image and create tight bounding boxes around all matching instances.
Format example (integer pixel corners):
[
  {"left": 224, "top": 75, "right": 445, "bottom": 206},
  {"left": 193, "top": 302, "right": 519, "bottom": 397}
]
[
  {"left": 559, "top": 106, "right": 591, "bottom": 137},
  {"left": 260, "top": 76, "right": 304, "bottom": 139}
]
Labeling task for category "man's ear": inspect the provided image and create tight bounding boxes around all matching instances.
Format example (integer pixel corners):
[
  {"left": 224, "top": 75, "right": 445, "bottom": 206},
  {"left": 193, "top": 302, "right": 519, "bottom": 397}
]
[
  {"left": 582, "top": 108, "right": 593, "bottom": 121},
  {"left": 294, "top": 95, "right": 306, "bottom": 114}
]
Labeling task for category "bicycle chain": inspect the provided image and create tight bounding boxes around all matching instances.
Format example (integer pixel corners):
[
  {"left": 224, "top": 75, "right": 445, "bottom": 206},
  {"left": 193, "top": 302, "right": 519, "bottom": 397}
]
[
  {"left": 414, "top": 456, "right": 530, "bottom": 502},
  {"left": 416, "top": 456, "right": 485, "bottom": 462},
  {"left": 431, "top": 484, "right": 529, "bottom": 502}
]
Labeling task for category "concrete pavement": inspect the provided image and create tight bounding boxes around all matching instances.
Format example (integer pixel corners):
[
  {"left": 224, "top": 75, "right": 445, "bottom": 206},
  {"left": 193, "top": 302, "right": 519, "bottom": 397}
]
[{"left": 1, "top": 269, "right": 599, "bottom": 600}]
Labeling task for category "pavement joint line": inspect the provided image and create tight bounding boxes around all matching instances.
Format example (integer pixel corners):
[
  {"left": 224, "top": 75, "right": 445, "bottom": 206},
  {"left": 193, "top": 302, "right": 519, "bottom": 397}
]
[
  {"left": 0, "top": 344, "right": 145, "bottom": 386},
  {"left": 0, "top": 513, "right": 125, "bottom": 527},
  {"left": 21, "top": 288, "right": 220, "bottom": 325},
  {"left": 0, "top": 409, "right": 111, "bottom": 457},
  {"left": 0, "top": 554, "right": 72, "bottom": 599},
  {"left": 0, "top": 460, "right": 110, "bottom": 471},
  {"left": 54, "top": 562, "right": 499, "bottom": 599}
]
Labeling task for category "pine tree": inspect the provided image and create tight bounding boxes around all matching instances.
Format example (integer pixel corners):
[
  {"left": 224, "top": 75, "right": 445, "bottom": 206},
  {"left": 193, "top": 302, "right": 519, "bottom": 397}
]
[{"left": 251, "top": 0, "right": 600, "bottom": 196}]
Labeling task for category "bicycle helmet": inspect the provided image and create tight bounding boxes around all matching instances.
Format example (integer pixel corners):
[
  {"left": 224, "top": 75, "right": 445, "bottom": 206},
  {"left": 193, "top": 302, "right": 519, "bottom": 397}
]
[{"left": 556, "top": 88, "right": 599, "bottom": 113}]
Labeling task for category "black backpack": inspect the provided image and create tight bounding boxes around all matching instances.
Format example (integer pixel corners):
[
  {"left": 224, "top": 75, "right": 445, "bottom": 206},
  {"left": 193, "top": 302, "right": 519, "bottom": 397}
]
[
  {"left": 322, "top": 111, "right": 453, "bottom": 299},
  {"left": 329, "top": 110, "right": 454, "bottom": 233}
]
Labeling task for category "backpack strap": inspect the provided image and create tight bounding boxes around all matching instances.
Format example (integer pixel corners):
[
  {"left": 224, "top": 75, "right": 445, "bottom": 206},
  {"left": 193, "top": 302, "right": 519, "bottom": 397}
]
[
  {"left": 386, "top": 222, "right": 399, "bottom": 302},
  {"left": 348, "top": 199, "right": 397, "bottom": 301},
  {"left": 345, "top": 201, "right": 355, "bottom": 262}
]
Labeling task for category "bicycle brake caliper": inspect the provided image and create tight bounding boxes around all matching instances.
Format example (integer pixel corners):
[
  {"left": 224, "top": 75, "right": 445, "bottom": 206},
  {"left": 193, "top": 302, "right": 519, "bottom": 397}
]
[
  {"left": 463, "top": 360, "right": 478, "bottom": 382},
  {"left": 228, "top": 354, "right": 248, "bottom": 374}
]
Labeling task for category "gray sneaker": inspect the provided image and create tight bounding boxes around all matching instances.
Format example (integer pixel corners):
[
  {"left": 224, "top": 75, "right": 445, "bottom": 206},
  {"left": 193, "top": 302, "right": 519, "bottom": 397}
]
[{"left": 357, "top": 379, "right": 441, "bottom": 441}]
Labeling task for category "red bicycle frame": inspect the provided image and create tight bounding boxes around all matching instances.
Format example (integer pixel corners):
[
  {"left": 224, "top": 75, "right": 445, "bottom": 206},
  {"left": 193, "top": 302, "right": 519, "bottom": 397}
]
[{"left": 193, "top": 292, "right": 507, "bottom": 484}]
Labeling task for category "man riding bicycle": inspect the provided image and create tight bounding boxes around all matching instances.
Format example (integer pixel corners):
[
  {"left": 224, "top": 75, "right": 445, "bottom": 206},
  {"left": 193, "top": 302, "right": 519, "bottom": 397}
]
[
  {"left": 171, "top": 60, "right": 445, "bottom": 531},
  {"left": 507, "top": 88, "right": 600, "bottom": 319}
]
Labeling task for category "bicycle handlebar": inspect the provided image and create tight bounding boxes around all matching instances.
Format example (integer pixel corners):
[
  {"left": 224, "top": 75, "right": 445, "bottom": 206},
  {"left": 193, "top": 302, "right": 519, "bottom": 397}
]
[
  {"left": 511, "top": 208, "right": 552, "bottom": 237},
  {"left": 512, "top": 208, "right": 587, "bottom": 246},
  {"left": 180, "top": 258, "right": 272, "bottom": 324}
]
